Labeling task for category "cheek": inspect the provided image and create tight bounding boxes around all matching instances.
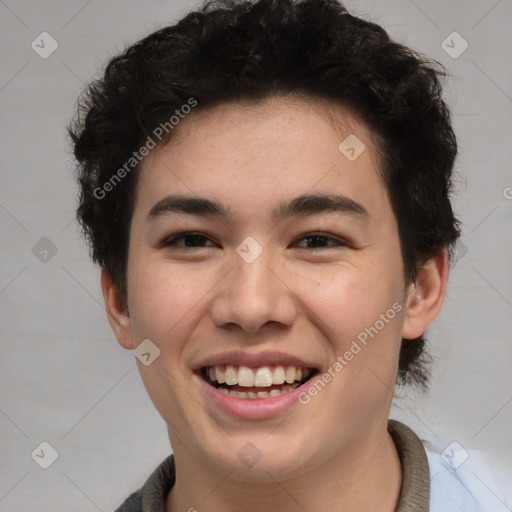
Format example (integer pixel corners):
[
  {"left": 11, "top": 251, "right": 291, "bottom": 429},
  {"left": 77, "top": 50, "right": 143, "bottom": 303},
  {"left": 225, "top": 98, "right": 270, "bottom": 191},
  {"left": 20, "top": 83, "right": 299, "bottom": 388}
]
[
  {"left": 126, "top": 260, "right": 209, "bottom": 346},
  {"left": 291, "top": 261, "right": 402, "bottom": 346},
  {"left": 125, "top": 262, "right": 210, "bottom": 417}
]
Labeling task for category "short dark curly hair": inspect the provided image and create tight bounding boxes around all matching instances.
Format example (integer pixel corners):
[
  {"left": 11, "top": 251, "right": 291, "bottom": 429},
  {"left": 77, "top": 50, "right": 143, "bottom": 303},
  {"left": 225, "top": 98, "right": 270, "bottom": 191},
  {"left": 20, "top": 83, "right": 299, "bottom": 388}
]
[{"left": 69, "top": 0, "right": 460, "bottom": 387}]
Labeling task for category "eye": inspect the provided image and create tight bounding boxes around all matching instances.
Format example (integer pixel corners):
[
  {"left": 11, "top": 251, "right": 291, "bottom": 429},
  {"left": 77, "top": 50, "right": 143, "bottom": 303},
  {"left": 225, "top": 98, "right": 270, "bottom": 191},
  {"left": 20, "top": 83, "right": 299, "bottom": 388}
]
[
  {"left": 161, "top": 232, "right": 346, "bottom": 250},
  {"left": 162, "top": 232, "right": 217, "bottom": 249},
  {"left": 292, "top": 233, "right": 347, "bottom": 249}
]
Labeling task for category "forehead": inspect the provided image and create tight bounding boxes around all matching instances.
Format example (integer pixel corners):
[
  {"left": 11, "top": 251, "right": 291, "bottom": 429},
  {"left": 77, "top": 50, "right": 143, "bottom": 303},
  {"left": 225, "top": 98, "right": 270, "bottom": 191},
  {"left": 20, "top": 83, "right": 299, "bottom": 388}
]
[{"left": 134, "top": 97, "right": 389, "bottom": 223}]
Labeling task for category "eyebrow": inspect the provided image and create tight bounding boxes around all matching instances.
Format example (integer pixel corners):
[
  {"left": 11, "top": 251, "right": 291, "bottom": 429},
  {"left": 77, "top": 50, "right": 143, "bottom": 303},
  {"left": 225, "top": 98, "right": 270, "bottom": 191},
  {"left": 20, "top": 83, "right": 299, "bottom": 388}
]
[
  {"left": 147, "top": 193, "right": 369, "bottom": 223},
  {"left": 271, "top": 193, "right": 368, "bottom": 224}
]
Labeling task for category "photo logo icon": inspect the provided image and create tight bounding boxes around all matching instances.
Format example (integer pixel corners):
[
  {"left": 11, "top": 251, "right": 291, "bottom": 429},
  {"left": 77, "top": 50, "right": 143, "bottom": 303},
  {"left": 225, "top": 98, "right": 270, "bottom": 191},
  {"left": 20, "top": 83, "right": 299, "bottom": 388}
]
[
  {"left": 441, "top": 32, "right": 468, "bottom": 59},
  {"left": 338, "top": 134, "right": 366, "bottom": 161},
  {"left": 32, "top": 237, "right": 58, "bottom": 263},
  {"left": 134, "top": 339, "right": 161, "bottom": 366},
  {"left": 31, "top": 32, "right": 59, "bottom": 59},
  {"left": 237, "top": 442, "right": 262, "bottom": 468},
  {"left": 454, "top": 240, "right": 468, "bottom": 265},
  {"left": 31, "top": 441, "right": 58, "bottom": 469},
  {"left": 236, "top": 236, "right": 263, "bottom": 264},
  {"left": 441, "top": 441, "right": 469, "bottom": 469}
]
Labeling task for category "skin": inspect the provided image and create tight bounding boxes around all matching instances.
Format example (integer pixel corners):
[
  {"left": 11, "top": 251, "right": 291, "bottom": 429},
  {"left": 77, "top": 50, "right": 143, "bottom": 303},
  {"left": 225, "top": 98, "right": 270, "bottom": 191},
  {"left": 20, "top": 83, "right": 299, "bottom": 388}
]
[{"left": 102, "top": 96, "right": 448, "bottom": 511}]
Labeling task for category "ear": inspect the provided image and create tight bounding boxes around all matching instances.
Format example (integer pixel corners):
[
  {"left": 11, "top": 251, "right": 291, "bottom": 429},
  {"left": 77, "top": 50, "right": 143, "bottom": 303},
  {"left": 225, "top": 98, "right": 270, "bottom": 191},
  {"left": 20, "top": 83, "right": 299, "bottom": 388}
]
[
  {"left": 402, "top": 248, "right": 448, "bottom": 340},
  {"left": 101, "top": 268, "right": 133, "bottom": 350}
]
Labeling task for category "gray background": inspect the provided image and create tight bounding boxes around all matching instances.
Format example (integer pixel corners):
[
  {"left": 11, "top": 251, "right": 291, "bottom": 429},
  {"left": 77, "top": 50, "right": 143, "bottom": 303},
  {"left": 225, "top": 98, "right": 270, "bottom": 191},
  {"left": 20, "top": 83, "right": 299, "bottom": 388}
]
[{"left": 1, "top": 0, "right": 511, "bottom": 510}]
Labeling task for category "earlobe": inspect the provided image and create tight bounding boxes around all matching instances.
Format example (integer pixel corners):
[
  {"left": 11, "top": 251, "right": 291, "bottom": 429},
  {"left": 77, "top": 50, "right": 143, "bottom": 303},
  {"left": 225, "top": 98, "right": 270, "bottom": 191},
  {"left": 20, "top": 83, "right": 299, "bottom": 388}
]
[
  {"left": 402, "top": 248, "right": 449, "bottom": 340},
  {"left": 101, "top": 268, "right": 134, "bottom": 350}
]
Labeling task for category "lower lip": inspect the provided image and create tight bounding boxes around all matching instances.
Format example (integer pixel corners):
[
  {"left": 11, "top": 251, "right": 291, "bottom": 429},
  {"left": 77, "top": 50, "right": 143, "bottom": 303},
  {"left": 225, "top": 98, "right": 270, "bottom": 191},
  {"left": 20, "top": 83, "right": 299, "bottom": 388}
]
[{"left": 196, "top": 373, "right": 312, "bottom": 420}]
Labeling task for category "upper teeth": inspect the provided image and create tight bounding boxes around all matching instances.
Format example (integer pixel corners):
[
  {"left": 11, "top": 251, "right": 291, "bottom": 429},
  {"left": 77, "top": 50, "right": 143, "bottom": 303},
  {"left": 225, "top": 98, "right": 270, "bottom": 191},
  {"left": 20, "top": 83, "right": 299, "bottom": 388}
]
[{"left": 207, "top": 365, "right": 311, "bottom": 387}]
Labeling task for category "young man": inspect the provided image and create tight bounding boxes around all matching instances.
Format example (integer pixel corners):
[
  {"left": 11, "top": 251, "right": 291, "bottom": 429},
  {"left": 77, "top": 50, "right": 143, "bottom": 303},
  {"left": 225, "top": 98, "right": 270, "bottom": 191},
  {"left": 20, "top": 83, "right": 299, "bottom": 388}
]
[{"left": 69, "top": 1, "right": 504, "bottom": 510}]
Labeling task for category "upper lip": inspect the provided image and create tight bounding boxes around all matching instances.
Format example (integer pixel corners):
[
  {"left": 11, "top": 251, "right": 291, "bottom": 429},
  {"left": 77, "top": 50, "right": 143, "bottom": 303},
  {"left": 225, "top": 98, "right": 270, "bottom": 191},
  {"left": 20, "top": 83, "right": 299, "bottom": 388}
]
[{"left": 194, "top": 350, "right": 318, "bottom": 370}]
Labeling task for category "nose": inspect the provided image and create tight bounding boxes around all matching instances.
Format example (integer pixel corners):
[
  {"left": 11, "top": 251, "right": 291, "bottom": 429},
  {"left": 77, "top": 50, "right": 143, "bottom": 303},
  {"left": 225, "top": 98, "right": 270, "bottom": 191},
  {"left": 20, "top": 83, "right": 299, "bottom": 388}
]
[{"left": 209, "top": 247, "right": 298, "bottom": 334}]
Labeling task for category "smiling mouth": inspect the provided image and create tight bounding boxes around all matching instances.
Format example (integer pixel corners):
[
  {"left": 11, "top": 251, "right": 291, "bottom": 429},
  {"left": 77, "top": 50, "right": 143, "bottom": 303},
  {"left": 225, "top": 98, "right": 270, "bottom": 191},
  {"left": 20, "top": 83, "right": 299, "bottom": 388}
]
[{"left": 200, "top": 364, "right": 316, "bottom": 399}]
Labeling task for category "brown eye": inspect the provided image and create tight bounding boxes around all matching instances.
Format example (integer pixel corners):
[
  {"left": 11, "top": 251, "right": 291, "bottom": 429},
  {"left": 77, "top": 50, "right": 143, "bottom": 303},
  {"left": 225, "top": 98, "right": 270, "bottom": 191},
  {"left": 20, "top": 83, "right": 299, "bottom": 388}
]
[
  {"left": 293, "top": 233, "right": 346, "bottom": 249},
  {"left": 163, "top": 232, "right": 216, "bottom": 248}
]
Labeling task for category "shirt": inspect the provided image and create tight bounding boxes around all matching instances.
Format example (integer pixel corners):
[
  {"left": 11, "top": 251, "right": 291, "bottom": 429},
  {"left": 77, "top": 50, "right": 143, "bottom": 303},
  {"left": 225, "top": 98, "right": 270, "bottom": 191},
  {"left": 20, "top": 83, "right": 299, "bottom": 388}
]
[{"left": 113, "top": 420, "right": 509, "bottom": 512}]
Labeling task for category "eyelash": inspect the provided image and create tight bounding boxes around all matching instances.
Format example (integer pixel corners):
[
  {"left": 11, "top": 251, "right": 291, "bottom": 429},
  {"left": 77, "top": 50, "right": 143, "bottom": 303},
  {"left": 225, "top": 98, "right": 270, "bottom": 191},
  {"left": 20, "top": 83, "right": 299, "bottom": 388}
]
[{"left": 162, "top": 232, "right": 348, "bottom": 250}]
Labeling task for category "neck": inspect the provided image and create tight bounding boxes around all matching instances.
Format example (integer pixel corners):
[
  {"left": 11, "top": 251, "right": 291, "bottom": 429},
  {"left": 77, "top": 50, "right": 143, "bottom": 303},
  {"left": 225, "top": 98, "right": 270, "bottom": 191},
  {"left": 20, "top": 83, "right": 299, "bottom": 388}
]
[{"left": 166, "top": 421, "right": 402, "bottom": 512}]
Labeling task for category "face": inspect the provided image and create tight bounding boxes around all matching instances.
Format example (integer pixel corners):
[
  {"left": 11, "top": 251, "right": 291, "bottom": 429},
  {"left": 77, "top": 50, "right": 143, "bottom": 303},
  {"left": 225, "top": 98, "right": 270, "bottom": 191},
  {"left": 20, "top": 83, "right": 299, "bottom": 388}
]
[{"left": 111, "top": 97, "right": 416, "bottom": 481}]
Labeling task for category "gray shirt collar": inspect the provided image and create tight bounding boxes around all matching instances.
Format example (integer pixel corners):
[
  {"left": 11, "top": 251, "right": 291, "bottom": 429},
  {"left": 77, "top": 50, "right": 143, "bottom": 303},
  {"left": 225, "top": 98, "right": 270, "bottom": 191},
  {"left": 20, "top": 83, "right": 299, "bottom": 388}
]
[{"left": 128, "top": 420, "right": 429, "bottom": 512}]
